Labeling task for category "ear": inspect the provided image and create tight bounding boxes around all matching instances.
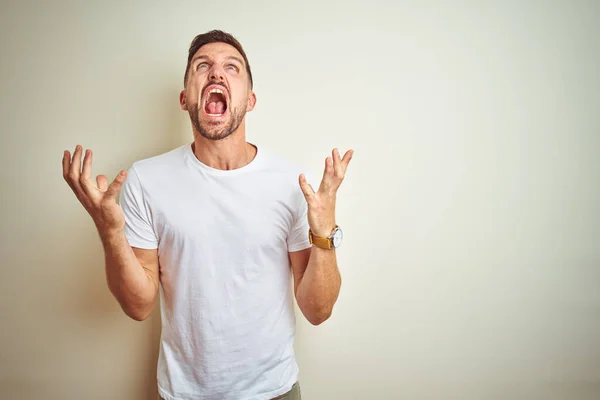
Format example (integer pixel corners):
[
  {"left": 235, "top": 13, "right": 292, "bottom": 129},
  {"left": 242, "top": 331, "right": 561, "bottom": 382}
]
[
  {"left": 180, "top": 90, "right": 188, "bottom": 111},
  {"left": 246, "top": 91, "right": 257, "bottom": 112}
]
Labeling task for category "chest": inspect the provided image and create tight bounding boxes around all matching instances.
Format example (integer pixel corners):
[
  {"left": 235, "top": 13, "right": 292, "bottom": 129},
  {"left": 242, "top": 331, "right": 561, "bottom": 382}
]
[{"left": 150, "top": 179, "right": 296, "bottom": 255}]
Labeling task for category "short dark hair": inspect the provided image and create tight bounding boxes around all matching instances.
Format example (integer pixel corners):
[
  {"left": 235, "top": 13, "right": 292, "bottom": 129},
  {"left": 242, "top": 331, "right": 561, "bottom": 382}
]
[{"left": 184, "top": 30, "right": 253, "bottom": 88}]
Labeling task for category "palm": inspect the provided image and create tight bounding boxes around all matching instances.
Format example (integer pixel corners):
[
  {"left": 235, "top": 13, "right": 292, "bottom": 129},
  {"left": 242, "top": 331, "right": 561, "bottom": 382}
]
[
  {"left": 63, "top": 146, "right": 128, "bottom": 231},
  {"left": 299, "top": 148, "right": 354, "bottom": 237}
]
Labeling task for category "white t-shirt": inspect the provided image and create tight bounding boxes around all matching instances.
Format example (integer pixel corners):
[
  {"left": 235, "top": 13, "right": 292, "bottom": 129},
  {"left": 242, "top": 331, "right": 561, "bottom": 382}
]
[{"left": 119, "top": 143, "right": 312, "bottom": 400}]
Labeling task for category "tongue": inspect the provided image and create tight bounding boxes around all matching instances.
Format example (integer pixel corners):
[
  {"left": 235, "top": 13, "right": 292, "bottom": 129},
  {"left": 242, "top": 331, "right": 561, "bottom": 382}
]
[{"left": 207, "top": 101, "right": 225, "bottom": 115}]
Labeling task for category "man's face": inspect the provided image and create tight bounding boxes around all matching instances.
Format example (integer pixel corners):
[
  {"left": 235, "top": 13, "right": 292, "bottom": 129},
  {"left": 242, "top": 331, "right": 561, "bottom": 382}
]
[{"left": 180, "top": 42, "right": 256, "bottom": 141}]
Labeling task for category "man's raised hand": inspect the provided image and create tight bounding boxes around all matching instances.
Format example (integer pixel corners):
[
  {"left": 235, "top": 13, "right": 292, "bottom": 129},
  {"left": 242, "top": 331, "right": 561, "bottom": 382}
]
[{"left": 62, "top": 145, "right": 128, "bottom": 233}]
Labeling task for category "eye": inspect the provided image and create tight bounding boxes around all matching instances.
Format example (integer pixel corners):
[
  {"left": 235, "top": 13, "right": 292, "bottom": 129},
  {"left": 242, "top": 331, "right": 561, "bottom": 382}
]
[
  {"left": 226, "top": 64, "right": 239, "bottom": 73},
  {"left": 196, "top": 62, "right": 209, "bottom": 71}
]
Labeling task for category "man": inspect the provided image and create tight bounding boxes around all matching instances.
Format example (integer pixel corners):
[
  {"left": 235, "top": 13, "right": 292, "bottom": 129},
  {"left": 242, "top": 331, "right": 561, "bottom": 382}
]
[{"left": 62, "top": 30, "right": 353, "bottom": 400}]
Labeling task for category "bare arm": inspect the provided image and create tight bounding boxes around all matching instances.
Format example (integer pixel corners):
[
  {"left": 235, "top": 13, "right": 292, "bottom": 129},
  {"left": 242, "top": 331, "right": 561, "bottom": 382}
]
[
  {"left": 63, "top": 145, "right": 159, "bottom": 321},
  {"left": 101, "top": 232, "right": 159, "bottom": 321},
  {"left": 291, "top": 147, "right": 353, "bottom": 325},
  {"left": 290, "top": 247, "right": 341, "bottom": 325}
]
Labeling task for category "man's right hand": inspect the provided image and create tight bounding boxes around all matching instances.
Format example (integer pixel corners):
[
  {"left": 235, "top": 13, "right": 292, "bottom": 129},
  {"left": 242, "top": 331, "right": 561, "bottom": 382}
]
[{"left": 62, "top": 145, "right": 128, "bottom": 234}]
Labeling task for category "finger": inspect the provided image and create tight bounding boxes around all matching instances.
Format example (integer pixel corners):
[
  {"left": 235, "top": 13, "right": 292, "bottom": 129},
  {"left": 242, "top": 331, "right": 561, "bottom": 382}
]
[
  {"left": 70, "top": 145, "right": 83, "bottom": 179},
  {"left": 78, "top": 149, "right": 98, "bottom": 197},
  {"left": 66, "top": 146, "right": 86, "bottom": 196},
  {"left": 63, "top": 150, "right": 82, "bottom": 199},
  {"left": 81, "top": 149, "right": 93, "bottom": 180},
  {"left": 299, "top": 173, "right": 315, "bottom": 199},
  {"left": 341, "top": 149, "right": 354, "bottom": 171},
  {"left": 97, "top": 174, "right": 108, "bottom": 192},
  {"left": 332, "top": 148, "right": 343, "bottom": 178},
  {"left": 319, "top": 156, "right": 334, "bottom": 192},
  {"left": 105, "top": 170, "right": 128, "bottom": 201},
  {"left": 62, "top": 150, "right": 71, "bottom": 181}
]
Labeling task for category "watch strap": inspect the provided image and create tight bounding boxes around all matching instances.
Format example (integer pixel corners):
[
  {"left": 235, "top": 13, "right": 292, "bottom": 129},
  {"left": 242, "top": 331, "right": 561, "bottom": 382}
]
[
  {"left": 308, "top": 227, "right": 336, "bottom": 249},
  {"left": 309, "top": 231, "right": 332, "bottom": 249}
]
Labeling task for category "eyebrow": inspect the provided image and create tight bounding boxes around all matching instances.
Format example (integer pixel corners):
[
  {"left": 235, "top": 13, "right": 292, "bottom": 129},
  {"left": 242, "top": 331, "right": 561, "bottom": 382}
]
[
  {"left": 225, "top": 56, "right": 245, "bottom": 66},
  {"left": 191, "top": 54, "right": 245, "bottom": 67}
]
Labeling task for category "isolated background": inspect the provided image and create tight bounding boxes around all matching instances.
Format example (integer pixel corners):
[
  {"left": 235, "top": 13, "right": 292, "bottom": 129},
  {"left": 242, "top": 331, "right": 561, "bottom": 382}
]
[{"left": 1, "top": 1, "right": 599, "bottom": 399}]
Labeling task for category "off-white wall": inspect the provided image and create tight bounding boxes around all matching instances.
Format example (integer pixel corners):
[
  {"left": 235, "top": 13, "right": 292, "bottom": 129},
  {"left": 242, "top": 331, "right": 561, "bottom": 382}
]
[{"left": 1, "top": 1, "right": 599, "bottom": 399}]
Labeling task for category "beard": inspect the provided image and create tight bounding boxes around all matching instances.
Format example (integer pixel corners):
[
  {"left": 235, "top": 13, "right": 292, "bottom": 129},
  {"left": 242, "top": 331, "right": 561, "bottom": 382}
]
[{"left": 189, "top": 102, "right": 246, "bottom": 141}]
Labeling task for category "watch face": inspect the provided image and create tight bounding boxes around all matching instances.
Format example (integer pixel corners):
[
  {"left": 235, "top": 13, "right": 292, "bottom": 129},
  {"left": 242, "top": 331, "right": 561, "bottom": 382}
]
[{"left": 332, "top": 227, "right": 343, "bottom": 248}]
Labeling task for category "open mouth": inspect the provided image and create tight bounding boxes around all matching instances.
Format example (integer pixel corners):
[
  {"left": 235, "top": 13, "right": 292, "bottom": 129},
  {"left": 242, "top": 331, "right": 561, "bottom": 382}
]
[{"left": 204, "top": 87, "right": 228, "bottom": 117}]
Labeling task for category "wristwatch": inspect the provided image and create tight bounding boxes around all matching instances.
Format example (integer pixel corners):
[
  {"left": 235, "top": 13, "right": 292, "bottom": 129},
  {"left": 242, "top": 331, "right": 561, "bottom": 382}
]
[{"left": 309, "top": 225, "right": 343, "bottom": 249}]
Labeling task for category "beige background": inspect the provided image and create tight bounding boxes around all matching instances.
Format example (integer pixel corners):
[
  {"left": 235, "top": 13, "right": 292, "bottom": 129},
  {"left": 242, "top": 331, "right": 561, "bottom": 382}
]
[{"left": 1, "top": 1, "right": 599, "bottom": 399}]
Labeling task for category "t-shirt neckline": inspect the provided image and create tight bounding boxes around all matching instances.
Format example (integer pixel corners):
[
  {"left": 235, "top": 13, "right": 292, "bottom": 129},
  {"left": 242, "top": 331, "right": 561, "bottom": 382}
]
[{"left": 185, "top": 141, "right": 262, "bottom": 176}]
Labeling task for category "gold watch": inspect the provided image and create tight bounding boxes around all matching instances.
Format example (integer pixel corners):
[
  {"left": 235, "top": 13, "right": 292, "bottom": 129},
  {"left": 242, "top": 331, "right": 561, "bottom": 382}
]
[{"left": 308, "top": 225, "right": 343, "bottom": 249}]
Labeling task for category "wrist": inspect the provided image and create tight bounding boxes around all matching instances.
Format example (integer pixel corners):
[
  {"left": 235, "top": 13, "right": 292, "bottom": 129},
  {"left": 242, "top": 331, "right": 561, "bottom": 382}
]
[
  {"left": 309, "top": 225, "right": 343, "bottom": 249},
  {"left": 98, "top": 226, "right": 125, "bottom": 247},
  {"left": 311, "top": 224, "right": 336, "bottom": 238}
]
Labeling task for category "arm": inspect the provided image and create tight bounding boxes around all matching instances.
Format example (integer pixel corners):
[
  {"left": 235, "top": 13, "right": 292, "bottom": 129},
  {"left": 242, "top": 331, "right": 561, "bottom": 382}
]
[
  {"left": 291, "top": 147, "right": 353, "bottom": 325},
  {"left": 101, "top": 232, "right": 159, "bottom": 321},
  {"left": 290, "top": 246, "right": 341, "bottom": 325},
  {"left": 63, "top": 145, "right": 159, "bottom": 321}
]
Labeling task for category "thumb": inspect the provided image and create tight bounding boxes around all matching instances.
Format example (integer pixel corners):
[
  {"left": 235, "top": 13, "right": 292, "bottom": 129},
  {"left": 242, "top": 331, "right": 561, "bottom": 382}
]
[
  {"left": 299, "top": 173, "right": 315, "bottom": 200},
  {"left": 105, "top": 170, "right": 127, "bottom": 200}
]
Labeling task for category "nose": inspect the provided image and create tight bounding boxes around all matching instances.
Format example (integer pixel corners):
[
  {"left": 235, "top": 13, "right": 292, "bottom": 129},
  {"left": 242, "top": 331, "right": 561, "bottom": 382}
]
[{"left": 209, "top": 65, "right": 225, "bottom": 82}]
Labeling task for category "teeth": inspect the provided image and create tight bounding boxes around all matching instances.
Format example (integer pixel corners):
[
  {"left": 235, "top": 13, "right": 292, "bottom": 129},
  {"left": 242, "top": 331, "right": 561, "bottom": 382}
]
[{"left": 209, "top": 88, "right": 223, "bottom": 94}]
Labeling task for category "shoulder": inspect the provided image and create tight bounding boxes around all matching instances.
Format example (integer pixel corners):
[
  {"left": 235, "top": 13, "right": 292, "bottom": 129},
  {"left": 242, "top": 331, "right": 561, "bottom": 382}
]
[{"left": 129, "top": 144, "right": 189, "bottom": 178}]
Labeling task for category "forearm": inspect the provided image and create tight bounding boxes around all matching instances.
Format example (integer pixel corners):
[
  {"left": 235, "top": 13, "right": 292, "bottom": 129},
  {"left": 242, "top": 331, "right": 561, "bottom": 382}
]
[
  {"left": 100, "top": 229, "right": 157, "bottom": 320},
  {"left": 296, "top": 246, "right": 341, "bottom": 325}
]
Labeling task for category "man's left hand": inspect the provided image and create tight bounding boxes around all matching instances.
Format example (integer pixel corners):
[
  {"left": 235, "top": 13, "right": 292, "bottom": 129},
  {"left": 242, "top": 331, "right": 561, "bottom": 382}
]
[{"left": 299, "top": 148, "right": 354, "bottom": 238}]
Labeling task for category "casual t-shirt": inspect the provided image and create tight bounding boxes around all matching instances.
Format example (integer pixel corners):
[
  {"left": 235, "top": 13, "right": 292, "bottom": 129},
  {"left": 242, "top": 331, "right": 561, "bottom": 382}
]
[{"left": 119, "top": 142, "right": 312, "bottom": 400}]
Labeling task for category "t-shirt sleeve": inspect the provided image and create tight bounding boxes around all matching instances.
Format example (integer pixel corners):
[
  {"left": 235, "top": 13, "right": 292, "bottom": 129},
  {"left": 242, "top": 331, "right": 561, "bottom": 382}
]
[
  {"left": 287, "top": 176, "right": 314, "bottom": 252},
  {"left": 119, "top": 166, "right": 159, "bottom": 249}
]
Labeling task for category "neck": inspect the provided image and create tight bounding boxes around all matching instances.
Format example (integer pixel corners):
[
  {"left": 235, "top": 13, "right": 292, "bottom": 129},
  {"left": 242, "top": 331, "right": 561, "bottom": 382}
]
[{"left": 191, "top": 122, "right": 257, "bottom": 171}]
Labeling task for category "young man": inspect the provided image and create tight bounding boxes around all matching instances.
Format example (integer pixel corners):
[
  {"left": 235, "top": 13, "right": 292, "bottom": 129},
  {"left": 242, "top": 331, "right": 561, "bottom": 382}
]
[{"left": 62, "top": 30, "right": 353, "bottom": 400}]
